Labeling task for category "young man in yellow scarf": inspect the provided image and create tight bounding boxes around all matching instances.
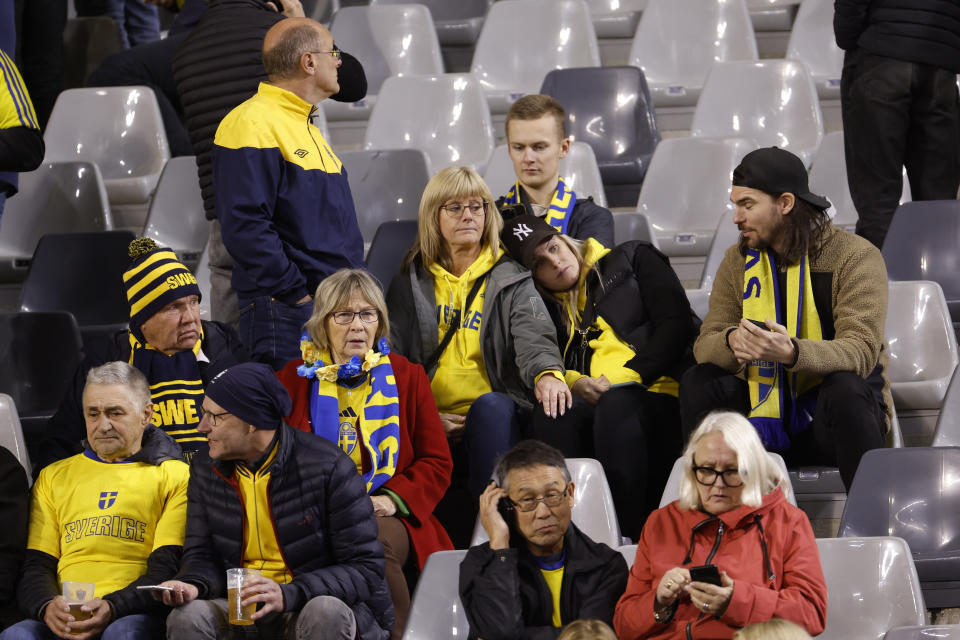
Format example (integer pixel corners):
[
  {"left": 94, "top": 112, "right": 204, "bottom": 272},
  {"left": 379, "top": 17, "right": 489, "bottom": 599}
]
[{"left": 680, "top": 147, "right": 891, "bottom": 490}]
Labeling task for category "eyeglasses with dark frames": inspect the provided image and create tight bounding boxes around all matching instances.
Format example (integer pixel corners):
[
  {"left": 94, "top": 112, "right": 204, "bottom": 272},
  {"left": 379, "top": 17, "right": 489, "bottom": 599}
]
[
  {"left": 201, "top": 410, "right": 231, "bottom": 427},
  {"left": 691, "top": 458, "right": 744, "bottom": 488},
  {"left": 331, "top": 309, "right": 379, "bottom": 325},
  {"left": 440, "top": 201, "right": 488, "bottom": 218},
  {"left": 506, "top": 487, "right": 569, "bottom": 512}
]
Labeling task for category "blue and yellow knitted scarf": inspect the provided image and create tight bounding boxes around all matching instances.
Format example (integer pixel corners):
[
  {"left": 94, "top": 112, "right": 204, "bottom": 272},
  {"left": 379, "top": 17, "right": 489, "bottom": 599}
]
[{"left": 503, "top": 176, "right": 576, "bottom": 235}]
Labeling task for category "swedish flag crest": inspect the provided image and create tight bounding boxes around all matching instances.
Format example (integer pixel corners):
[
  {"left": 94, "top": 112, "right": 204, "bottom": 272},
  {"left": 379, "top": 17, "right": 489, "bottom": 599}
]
[{"left": 98, "top": 491, "right": 118, "bottom": 509}]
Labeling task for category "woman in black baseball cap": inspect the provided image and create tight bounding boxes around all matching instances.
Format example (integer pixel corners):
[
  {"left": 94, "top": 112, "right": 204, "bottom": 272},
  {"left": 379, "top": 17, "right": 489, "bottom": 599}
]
[{"left": 500, "top": 211, "right": 699, "bottom": 539}]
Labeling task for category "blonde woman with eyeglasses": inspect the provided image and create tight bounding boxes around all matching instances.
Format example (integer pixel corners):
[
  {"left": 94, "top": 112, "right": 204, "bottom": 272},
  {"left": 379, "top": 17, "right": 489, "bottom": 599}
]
[{"left": 614, "top": 411, "right": 827, "bottom": 640}]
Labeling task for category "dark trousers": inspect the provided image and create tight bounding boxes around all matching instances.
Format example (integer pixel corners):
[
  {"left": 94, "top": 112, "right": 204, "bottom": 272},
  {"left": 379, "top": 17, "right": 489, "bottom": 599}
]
[
  {"left": 237, "top": 295, "right": 314, "bottom": 371},
  {"left": 534, "top": 386, "right": 683, "bottom": 541},
  {"left": 841, "top": 49, "right": 960, "bottom": 249},
  {"left": 679, "top": 363, "right": 886, "bottom": 489},
  {"left": 74, "top": 0, "right": 160, "bottom": 48},
  {"left": 86, "top": 32, "right": 192, "bottom": 156}
]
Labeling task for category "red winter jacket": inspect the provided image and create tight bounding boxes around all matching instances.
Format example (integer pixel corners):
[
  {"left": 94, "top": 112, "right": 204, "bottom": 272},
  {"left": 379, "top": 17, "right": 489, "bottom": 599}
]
[
  {"left": 614, "top": 488, "right": 826, "bottom": 639},
  {"left": 277, "top": 353, "right": 454, "bottom": 569}
]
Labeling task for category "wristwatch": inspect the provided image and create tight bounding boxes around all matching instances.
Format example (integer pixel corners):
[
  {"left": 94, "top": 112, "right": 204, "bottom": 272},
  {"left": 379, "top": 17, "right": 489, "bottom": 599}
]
[{"left": 653, "top": 601, "right": 677, "bottom": 624}]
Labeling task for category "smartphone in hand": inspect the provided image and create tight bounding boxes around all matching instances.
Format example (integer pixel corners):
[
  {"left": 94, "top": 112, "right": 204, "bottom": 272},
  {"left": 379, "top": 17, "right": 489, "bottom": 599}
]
[{"left": 689, "top": 564, "right": 722, "bottom": 586}]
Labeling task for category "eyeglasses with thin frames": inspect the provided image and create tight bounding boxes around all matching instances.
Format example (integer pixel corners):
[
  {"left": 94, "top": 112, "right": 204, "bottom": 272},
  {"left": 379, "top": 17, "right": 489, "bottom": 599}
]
[
  {"left": 691, "top": 457, "right": 744, "bottom": 487},
  {"left": 507, "top": 487, "right": 569, "bottom": 512},
  {"left": 201, "top": 410, "right": 231, "bottom": 427},
  {"left": 440, "top": 201, "right": 488, "bottom": 218},
  {"left": 308, "top": 45, "right": 341, "bottom": 59},
  {"left": 331, "top": 309, "right": 379, "bottom": 325}
]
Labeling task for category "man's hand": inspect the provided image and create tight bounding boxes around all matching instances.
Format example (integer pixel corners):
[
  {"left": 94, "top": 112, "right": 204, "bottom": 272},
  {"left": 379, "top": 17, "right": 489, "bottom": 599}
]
[
  {"left": 267, "top": 0, "right": 305, "bottom": 17},
  {"left": 241, "top": 575, "right": 285, "bottom": 620},
  {"left": 63, "top": 598, "right": 112, "bottom": 640},
  {"left": 685, "top": 571, "right": 734, "bottom": 617},
  {"left": 478, "top": 481, "right": 510, "bottom": 550},
  {"left": 153, "top": 580, "right": 199, "bottom": 607},
  {"left": 571, "top": 375, "right": 610, "bottom": 405},
  {"left": 729, "top": 318, "right": 797, "bottom": 365},
  {"left": 535, "top": 373, "right": 572, "bottom": 418},
  {"left": 42, "top": 596, "right": 75, "bottom": 638},
  {"left": 370, "top": 494, "right": 397, "bottom": 517},
  {"left": 439, "top": 413, "right": 466, "bottom": 444}
]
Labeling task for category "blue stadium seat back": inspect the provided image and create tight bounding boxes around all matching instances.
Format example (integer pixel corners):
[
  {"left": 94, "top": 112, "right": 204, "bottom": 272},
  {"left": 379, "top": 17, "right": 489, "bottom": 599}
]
[
  {"left": 839, "top": 448, "right": 960, "bottom": 609},
  {"left": 18, "top": 231, "right": 136, "bottom": 342},
  {"left": 365, "top": 220, "right": 419, "bottom": 292},
  {"left": 0, "top": 161, "right": 113, "bottom": 284},
  {"left": 540, "top": 66, "right": 659, "bottom": 189},
  {"left": 339, "top": 149, "right": 431, "bottom": 243},
  {"left": 143, "top": 156, "right": 208, "bottom": 270},
  {"left": 882, "top": 201, "right": 960, "bottom": 328},
  {"left": 816, "top": 537, "right": 926, "bottom": 640},
  {"left": 402, "top": 550, "right": 469, "bottom": 640}
]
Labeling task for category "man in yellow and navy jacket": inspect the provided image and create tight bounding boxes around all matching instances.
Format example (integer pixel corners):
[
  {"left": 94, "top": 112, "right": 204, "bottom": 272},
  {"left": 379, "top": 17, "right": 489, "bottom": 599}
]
[
  {"left": 0, "top": 48, "right": 45, "bottom": 218},
  {"left": 212, "top": 17, "right": 365, "bottom": 370}
]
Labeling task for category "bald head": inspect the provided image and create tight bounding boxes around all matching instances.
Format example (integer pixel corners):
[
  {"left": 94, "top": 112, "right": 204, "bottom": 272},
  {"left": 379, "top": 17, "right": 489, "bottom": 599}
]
[{"left": 262, "top": 18, "right": 330, "bottom": 81}]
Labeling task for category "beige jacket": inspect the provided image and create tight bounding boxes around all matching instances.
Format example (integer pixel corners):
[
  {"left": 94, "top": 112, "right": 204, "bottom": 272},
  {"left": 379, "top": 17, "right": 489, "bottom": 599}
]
[{"left": 694, "top": 224, "right": 892, "bottom": 426}]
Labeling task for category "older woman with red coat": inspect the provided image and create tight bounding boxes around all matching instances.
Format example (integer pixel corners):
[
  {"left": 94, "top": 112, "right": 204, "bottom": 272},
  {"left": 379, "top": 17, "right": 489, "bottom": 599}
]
[
  {"left": 614, "top": 411, "right": 826, "bottom": 640},
  {"left": 277, "top": 268, "right": 453, "bottom": 640}
]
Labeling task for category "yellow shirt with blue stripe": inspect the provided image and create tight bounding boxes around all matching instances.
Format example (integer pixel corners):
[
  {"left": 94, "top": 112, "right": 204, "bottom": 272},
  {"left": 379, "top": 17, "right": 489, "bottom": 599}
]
[
  {"left": 560, "top": 239, "right": 678, "bottom": 397},
  {"left": 533, "top": 550, "right": 566, "bottom": 628},
  {"left": 0, "top": 48, "right": 38, "bottom": 131},
  {"left": 236, "top": 441, "right": 292, "bottom": 584},
  {"left": 27, "top": 447, "right": 189, "bottom": 597}
]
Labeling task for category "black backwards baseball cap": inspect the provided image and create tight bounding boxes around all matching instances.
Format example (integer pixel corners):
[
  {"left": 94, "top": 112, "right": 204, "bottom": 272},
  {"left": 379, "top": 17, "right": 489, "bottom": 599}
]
[
  {"left": 499, "top": 209, "right": 559, "bottom": 271},
  {"left": 732, "top": 147, "right": 831, "bottom": 210}
]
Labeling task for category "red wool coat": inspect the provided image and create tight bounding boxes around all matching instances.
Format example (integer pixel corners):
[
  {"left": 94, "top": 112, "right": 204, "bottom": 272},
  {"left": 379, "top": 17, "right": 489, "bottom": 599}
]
[
  {"left": 614, "top": 488, "right": 827, "bottom": 640},
  {"left": 277, "top": 353, "right": 454, "bottom": 569}
]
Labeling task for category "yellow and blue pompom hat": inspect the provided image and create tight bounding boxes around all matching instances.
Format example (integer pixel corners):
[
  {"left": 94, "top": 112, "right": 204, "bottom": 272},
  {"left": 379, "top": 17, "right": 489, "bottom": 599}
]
[{"left": 123, "top": 237, "right": 201, "bottom": 341}]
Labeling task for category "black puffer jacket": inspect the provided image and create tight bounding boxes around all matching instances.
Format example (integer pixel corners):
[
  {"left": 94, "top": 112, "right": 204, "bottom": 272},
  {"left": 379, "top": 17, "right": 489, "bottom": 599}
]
[
  {"left": 176, "top": 425, "right": 393, "bottom": 639},
  {"left": 547, "top": 240, "right": 698, "bottom": 386},
  {"left": 172, "top": 0, "right": 367, "bottom": 219},
  {"left": 834, "top": 0, "right": 960, "bottom": 73},
  {"left": 459, "top": 523, "right": 628, "bottom": 640}
]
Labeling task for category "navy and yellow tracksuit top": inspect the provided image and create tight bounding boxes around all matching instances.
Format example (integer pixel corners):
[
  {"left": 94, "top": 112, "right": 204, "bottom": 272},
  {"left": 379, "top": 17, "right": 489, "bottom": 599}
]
[{"left": 212, "top": 82, "right": 364, "bottom": 305}]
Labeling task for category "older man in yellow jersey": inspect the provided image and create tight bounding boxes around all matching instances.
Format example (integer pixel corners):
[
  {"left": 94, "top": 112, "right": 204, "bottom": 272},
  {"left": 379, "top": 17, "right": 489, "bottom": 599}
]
[{"left": 2, "top": 362, "right": 189, "bottom": 640}]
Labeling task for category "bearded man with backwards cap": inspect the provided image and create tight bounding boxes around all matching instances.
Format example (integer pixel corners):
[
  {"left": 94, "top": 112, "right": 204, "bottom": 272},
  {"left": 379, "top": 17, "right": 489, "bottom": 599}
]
[
  {"left": 158, "top": 362, "right": 393, "bottom": 640},
  {"left": 679, "top": 146, "right": 892, "bottom": 491},
  {"left": 35, "top": 238, "right": 249, "bottom": 472}
]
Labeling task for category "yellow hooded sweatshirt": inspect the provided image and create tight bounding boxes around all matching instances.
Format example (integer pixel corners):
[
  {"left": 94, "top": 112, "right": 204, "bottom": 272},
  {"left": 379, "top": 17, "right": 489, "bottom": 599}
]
[{"left": 429, "top": 248, "right": 504, "bottom": 414}]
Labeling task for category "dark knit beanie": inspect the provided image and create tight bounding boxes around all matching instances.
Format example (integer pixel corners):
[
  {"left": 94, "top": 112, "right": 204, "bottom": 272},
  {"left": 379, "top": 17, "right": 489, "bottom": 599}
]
[{"left": 205, "top": 363, "right": 292, "bottom": 431}]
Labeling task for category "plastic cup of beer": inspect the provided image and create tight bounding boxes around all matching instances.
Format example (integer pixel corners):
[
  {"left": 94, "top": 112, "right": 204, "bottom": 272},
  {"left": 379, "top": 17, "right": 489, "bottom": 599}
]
[
  {"left": 62, "top": 581, "right": 95, "bottom": 622},
  {"left": 226, "top": 568, "right": 260, "bottom": 626}
]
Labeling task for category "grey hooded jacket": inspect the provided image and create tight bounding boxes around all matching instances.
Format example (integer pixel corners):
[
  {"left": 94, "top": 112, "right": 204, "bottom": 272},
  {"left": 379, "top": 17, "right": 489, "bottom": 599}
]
[{"left": 385, "top": 256, "right": 565, "bottom": 410}]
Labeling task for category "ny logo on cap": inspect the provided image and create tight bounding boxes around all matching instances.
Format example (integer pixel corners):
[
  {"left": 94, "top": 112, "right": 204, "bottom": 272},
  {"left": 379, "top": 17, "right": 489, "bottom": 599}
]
[{"left": 513, "top": 223, "right": 533, "bottom": 240}]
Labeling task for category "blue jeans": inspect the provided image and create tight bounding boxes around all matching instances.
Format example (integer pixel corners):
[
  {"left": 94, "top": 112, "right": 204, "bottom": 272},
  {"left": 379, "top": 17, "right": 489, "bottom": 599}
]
[
  {"left": 464, "top": 392, "right": 527, "bottom": 497},
  {"left": 0, "top": 613, "right": 165, "bottom": 640},
  {"left": 238, "top": 295, "right": 313, "bottom": 371},
  {"left": 74, "top": 0, "right": 159, "bottom": 48}
]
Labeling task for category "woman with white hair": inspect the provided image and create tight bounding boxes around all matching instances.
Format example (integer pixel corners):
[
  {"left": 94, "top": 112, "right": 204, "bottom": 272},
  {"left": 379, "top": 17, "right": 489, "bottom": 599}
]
[{"left": 613, "top": 412, "right": 827, "bottom": 640}]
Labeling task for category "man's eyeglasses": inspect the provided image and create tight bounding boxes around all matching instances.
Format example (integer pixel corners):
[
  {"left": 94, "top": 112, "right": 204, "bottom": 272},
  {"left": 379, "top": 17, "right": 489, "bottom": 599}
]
[
  {"left": 507, "top": 488, "right": 569, "bottom": 512},
  {"left": 201, "top": 410, "right": 231, "bottom": 427},
  {"left": 691, "top": 459, "right": 744, "bottom": 488},
  {"left": 440, "top": 202, "right": 487, "bottom": 218},
  {"left": 309, "top": 45, "right": 341, "bottom": 59},
  {"left": 331, "top": 309, "right": 379, "bottom": 325}
]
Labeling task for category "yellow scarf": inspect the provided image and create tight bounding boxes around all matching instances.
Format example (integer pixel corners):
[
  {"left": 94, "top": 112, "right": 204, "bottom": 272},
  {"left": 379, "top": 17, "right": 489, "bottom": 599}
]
[{"left": 743, "top": 249, "right": 822, "bottom": 449}]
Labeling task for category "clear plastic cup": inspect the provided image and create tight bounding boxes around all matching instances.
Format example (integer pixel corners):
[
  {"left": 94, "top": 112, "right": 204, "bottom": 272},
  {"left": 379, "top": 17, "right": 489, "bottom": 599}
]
[
  {"left": 226, "top": 568, "right": 260, "bottom": 625},
  {"left": 62, "top": 581, "right": 95, "bottom": 622}
]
